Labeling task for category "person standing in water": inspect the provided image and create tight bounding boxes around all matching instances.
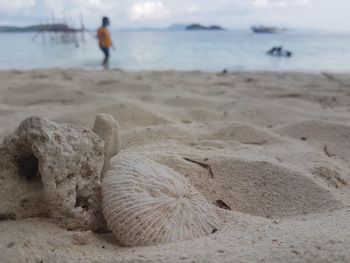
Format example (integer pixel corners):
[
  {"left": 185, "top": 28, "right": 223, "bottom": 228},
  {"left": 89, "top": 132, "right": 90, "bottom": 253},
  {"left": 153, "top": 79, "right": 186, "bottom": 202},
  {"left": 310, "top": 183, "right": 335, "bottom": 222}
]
[{"left": 97, "top": 17, "right": 115, "bottom": 69}]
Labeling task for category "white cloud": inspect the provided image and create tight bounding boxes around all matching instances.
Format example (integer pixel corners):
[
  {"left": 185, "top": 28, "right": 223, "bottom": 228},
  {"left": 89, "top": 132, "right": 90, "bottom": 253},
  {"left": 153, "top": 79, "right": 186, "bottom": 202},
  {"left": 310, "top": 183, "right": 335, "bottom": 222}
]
[
  {"left": 0, "top": 0, "right": 349, "bottom": 31},
  {"left": 130, "top": 1, "right": 171, "bottom": 21},
  {"left": 89, "top": 0, "right": 102, "bottom": 7},
  {"left": 251, "top": 0, "right": 310, "bottom": 8},
  {"left": 188, "top": 5, "right": 200, "bottom": 15},
  {"left": 0, "top": 0, "right": 36, "bottom": 14}
]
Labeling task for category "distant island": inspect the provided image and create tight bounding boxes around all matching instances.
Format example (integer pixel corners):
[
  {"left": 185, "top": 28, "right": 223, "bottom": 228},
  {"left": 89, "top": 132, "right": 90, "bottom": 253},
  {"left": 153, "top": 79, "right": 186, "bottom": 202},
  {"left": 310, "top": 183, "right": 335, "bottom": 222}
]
[
  {"left": 186, "top": 24, "right": 224, "bottom": 31},
  {"left": 119, "top": 23, "right": 224, "bottom": 32},
  {"left": 0, "top": 24, "right": 80, "bottom": 33},
  {"left": 0, "top": 23, "right": 225, "bottom": 33}
]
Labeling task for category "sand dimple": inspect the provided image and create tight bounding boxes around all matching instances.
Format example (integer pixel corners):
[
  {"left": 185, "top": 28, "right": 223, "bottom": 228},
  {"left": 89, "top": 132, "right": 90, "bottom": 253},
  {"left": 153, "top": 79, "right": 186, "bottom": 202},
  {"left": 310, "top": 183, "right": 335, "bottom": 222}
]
[
  {"left": 275, "top": 120, "right": 350, "bottom": 161},
  {"left": 0, "top": 109, "right": 16, "bottom": 117},
  {"left": 220, "top": 100, "right": 309, "bottom": 128},
  {"left": 5, "top": 82, "right": 55, "bottom": 94},
  {"left": 55, "top": 102, "right": 169, "bottom": 130},
  {"left": 272, "top": 92, "right": 350, "bottom": 108},
  {"left": 89, "top": 80, "right": 152, "bottom": 94},
  {"left": 162, "top": 96, "right": 215, "bottom": 108},
  {"left": 195, "top": 122, "right": 278, "bottom": 145},
  {"left": 155, "top": 156, "right": 342, "bottom": 218},
  {"left": 210, "top": 159, "right": 342, "bottom": 217},
  {"left": 122, "top": 124, "right": 193, "bottom": 149},
  {"left": 1, "top": 82, "right": 94, "bottom": 106},
  {"left": 164, "top": 108, "right": 225, "bottom": 123}
]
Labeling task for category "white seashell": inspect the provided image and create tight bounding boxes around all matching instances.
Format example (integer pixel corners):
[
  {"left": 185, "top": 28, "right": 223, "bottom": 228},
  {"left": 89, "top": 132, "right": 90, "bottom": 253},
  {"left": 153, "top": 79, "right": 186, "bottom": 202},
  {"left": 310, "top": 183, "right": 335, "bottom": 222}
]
[
  {"left": 93, "top": 113, "right": 121, "bottom": 166},
  {"left": 102, "top": 153, "right": 223, "bottom": 247}
]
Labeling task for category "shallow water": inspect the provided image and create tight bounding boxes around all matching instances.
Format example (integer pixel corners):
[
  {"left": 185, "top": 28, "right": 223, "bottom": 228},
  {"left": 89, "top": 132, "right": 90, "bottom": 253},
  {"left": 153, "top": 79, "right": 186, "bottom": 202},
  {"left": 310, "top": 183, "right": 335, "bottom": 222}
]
[{"left": 0, "top": 30, "right": 350, "bottom": 72}]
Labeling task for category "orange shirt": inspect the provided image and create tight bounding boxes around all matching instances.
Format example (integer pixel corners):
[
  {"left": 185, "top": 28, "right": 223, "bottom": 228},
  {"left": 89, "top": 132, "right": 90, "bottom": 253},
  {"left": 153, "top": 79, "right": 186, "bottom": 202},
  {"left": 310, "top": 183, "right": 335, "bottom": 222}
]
[{"left": 97, "top": 27, "right": 112, "bottom": 48}]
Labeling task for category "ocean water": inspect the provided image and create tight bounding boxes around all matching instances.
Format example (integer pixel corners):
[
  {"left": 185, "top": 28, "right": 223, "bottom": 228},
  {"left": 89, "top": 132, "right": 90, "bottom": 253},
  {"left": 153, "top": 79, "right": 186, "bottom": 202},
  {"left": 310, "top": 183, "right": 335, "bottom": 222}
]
[{"left": 0, "top": 30, "right": 350, "bottom": 72}]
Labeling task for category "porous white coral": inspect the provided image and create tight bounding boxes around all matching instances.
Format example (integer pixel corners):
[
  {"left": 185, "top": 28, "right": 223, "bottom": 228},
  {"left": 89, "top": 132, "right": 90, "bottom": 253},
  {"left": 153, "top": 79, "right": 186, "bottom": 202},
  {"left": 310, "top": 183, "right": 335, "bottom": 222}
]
[
  {"left": 0, "top": 116, "right": 105, "bottom": 230},
  {"left": 102, "top": 153, "right": 223, "bottom": 247}
]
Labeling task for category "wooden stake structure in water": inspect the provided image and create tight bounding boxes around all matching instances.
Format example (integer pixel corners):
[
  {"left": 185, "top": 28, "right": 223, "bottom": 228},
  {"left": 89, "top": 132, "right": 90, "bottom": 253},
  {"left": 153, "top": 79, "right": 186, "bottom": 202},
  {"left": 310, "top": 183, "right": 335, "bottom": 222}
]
[{"left": 31, "top": 13, "right": 88, "bottom": 46}]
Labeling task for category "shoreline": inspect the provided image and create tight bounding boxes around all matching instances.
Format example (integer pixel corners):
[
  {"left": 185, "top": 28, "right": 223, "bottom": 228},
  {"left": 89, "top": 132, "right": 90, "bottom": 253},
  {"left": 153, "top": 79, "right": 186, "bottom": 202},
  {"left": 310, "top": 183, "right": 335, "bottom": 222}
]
[{"left": 3, "top": 68, "right": 350, "bottom": 75}]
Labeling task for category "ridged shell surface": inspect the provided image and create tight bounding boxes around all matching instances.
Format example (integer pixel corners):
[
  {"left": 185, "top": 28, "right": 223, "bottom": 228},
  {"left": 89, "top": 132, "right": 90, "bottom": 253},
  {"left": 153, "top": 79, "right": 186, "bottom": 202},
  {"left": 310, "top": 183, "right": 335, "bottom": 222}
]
[{"left": 102, "top": 153, "right": 223, "bottom": 247}]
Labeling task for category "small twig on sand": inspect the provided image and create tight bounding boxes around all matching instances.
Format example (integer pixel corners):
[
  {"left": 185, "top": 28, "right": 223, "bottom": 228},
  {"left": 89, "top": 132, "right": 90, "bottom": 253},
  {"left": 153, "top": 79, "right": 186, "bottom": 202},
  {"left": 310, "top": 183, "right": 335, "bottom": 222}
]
[
  {"left": 324, "top": 145, "right": 335, "bottom": 158},
  {"left": 0, "top": 213, "right": 16, "bottom": 221},
  {"left": 240, "top": 140, "right": 268, "bottom": 145},
  {"left": 275, "top": 157, "right": 284, "bottom": 163},
  {"left": 336, "top": 175, "right": 348, "bottom": 186},
  {"left": 183, "top": 157, "right": 214, "bottom": 178},
  {"left": 277, "top": 93, "right": 302, "bottom": 98},
  {"left": 215, "top": 200, "right": 231, "bottom": 210},
  {"left": 321, "top": 72, "right": 337, "bottom": 81}
]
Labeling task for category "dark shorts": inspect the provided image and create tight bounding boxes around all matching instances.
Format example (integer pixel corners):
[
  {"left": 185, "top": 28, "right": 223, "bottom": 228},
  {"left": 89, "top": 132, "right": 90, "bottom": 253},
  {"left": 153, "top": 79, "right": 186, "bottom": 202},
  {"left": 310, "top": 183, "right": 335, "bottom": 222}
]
[{"left": 100, "top": 47, "right": 110, "bottom": 58}]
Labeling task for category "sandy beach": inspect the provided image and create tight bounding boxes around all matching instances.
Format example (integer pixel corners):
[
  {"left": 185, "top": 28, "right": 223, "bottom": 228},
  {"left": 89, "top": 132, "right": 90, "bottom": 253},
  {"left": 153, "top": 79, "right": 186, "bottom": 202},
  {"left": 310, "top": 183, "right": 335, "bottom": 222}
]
[{"left": 0, "top": 69, "right": 350, "bottom": 263}]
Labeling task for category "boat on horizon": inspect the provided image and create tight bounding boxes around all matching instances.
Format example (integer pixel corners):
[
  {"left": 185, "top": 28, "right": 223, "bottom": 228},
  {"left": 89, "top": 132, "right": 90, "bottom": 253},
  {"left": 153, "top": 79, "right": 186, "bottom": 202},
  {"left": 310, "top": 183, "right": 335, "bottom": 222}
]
[{"left": 251, "top": 25, "right": 286, "bottom": 34}]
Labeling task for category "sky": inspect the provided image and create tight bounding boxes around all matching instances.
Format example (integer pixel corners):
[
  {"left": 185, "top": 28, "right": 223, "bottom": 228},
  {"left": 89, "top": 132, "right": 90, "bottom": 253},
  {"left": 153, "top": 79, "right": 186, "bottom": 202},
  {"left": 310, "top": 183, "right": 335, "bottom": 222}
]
[{"left": 0, "top": 0, "right": 349, "bottom": 31}]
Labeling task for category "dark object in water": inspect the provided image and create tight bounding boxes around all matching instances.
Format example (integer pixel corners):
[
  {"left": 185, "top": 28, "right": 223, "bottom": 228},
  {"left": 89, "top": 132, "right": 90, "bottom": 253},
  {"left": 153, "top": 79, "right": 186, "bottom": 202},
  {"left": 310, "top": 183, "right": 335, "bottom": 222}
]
[
  {"left": 267, "top": 46, "right": 292, "bottom": 57},
  {"left": 251, "top": 25, "right": 286, "bottom": 34},
  {"left": 218, "top": 69, "right": 228, "bottom": 76}
]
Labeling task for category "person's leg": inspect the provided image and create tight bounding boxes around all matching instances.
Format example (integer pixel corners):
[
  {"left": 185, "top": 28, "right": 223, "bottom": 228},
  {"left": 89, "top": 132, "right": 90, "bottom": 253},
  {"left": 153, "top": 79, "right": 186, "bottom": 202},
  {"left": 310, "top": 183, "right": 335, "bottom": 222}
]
[
  {"left": 101, "top": 47, "right": 110, "bottom": 69},
  {"left": 102, "top": 55, "right": 108, "bottom": 68},
  {"left": 104, "top": 48, "right": 110, "bottom": 69}
]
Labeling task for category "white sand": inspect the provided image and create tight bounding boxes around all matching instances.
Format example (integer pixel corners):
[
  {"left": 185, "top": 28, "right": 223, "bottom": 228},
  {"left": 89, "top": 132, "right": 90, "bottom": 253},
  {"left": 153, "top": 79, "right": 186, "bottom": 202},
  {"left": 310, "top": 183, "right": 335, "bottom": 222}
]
[{"left": 0, "top": 69, "right": 350, "bottom": 262}]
